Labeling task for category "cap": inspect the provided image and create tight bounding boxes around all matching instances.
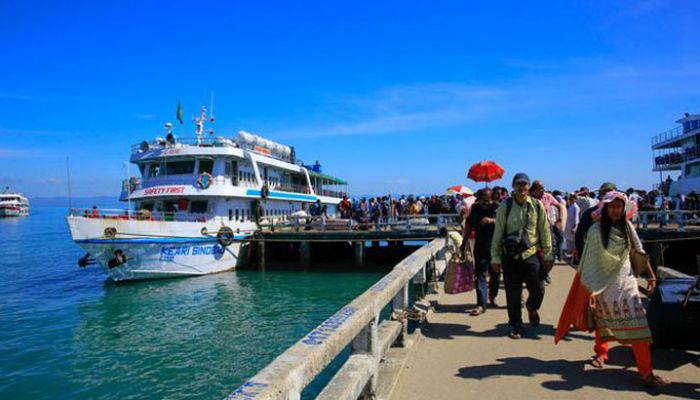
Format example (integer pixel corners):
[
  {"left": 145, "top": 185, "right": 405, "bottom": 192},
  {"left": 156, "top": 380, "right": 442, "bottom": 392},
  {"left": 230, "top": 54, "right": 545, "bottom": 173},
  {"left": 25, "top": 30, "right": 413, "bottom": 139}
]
[
  {"left": 512, "top": 172, "right": 530, "bottom": 186},
  {"left": 598, "top": 182, "right": 618, "bottom": 192}
]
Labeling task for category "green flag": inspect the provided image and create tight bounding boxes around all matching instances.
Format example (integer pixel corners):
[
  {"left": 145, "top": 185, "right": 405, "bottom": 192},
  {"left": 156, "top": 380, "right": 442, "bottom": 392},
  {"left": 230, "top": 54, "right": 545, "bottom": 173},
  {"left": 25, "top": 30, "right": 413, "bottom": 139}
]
[{"left": 176, "top": 101, "right": 183, "bottom": 124}]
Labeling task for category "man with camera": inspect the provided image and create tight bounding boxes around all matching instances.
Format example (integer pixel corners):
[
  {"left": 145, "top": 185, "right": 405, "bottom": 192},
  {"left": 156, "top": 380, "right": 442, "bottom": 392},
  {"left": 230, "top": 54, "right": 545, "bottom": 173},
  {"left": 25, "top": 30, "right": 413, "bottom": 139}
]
[{"left": 491, "top": 173, "right": 553, "bottom": 339}]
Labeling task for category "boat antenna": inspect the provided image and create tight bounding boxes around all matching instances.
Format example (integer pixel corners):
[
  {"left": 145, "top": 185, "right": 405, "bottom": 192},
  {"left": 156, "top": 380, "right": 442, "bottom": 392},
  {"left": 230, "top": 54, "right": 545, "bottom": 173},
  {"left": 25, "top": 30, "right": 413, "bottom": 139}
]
[
  {"left": 209, "top": 92, "right": 215, "bottom": 136},
  {"left": 66, "top": 156, "right": 73, "bottom": 211},
  {"left": 210, "top": 91, "right": 215, "bottom": 123},
  {"left": 195, "top": 105, "right": 206, "bottom": 145}
]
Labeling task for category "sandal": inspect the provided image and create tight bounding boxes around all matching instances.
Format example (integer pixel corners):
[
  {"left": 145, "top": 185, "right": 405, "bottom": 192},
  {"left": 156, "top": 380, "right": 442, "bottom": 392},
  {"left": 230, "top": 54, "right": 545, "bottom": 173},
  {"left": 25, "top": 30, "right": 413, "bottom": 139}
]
[
  {"left": 590, "top": 355, "right": 605, "bottom": 369},
  {"left": 470, "top": 306, "right": 486, "bottom": 316},
  {"left": 643, "top": 374, "right": 670, "bottom": 389},
  {"left": 508, "top": 326, "right": 524, "bottom": 339}
]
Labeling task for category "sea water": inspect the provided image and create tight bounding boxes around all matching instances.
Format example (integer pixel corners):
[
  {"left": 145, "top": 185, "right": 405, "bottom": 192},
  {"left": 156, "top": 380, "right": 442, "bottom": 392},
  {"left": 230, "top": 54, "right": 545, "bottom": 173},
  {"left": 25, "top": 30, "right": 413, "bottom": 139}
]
[{"left": 0, "top": 207, "right": 384, "bottom": 399}]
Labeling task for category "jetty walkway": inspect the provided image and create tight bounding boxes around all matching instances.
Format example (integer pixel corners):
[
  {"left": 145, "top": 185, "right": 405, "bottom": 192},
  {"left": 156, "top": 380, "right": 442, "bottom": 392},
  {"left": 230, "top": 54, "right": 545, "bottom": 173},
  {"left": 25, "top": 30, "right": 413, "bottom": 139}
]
[{"left": 389, "top": 263, "right": 700, "bottom": 400}]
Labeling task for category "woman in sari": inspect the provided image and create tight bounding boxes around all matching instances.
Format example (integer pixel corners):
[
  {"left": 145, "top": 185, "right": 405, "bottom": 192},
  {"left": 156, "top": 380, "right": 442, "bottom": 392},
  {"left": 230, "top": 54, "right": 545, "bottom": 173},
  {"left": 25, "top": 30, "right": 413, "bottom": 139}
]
[{"left": 555, "top": 191, "right": 669, "bottom": 388}]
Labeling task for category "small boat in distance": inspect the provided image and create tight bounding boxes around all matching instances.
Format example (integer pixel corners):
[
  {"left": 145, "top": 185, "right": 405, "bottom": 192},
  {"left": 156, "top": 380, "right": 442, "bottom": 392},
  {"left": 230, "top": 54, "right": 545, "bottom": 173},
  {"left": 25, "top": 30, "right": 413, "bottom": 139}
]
[
  {"left": 0, "top": 187, "right": 30, "bottom": 217},
  {"left": 66, "top": 105, "right": 349, "bottom": 282}
]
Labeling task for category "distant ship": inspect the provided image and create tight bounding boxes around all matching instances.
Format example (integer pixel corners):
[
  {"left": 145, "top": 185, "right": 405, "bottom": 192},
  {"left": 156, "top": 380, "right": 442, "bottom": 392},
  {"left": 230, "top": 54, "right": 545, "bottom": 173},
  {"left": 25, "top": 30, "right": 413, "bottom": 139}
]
[
  {"left": 0, "top": 187, "right": 30, "bottom": 217},
  {"left": 652, "top": 113, "right": 700, "bottom": 195},
  {"left": 66, "top": 106, "right": 348, "bottom": 282}
]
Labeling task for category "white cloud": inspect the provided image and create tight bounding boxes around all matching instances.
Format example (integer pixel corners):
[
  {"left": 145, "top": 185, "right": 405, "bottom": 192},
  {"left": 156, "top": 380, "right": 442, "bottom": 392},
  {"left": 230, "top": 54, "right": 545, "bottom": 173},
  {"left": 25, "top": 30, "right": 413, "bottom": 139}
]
[{"left": 279, "top": 83, "right": 509, "bottom": 138}]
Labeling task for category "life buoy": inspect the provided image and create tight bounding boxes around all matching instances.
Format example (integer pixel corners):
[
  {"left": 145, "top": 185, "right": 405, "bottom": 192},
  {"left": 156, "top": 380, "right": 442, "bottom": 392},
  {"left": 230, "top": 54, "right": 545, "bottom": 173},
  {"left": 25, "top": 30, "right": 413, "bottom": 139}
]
[
  {"left": 217, "top": 226, "right": 235, "bottom": 247},
  {"left": 129, "top": 177, "right": 139, "bottom": 192},
  {"left": 198, "top": 172, "right": 213, "bottom": 189},
  {"left": 104, "top": 227, "right": 117, "bottom": 238}
]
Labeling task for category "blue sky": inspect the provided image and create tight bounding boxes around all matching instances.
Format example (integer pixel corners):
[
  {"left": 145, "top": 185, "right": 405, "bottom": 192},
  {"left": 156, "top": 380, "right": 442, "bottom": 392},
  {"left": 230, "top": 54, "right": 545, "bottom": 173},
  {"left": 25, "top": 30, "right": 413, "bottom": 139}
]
[{"left": 1, "top": 1, "right": 699, "bottom": 198}]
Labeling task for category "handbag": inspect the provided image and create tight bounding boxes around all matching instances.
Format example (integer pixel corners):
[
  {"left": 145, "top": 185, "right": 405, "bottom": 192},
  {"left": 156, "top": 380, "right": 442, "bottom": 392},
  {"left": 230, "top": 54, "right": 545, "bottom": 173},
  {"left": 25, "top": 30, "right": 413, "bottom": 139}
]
[
  {"left": 627, "top": 220, "right": 649, "bottom": 276},
  {"left": 630, "top": 249, "right": 649, "bottom": 276},
  {"left": 444, "top": 242, "right": 475, "bottom": 294}
]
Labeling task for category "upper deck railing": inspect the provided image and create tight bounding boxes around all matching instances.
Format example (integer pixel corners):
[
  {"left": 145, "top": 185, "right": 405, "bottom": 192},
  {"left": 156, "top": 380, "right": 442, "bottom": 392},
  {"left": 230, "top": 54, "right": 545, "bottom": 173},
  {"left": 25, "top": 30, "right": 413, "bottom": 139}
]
[
  {"left": 652, "top": 126, "right": 683, "bottom": 147},
  {"left": 652, "top": 143, "right": 700, "bottom": 170},
  {"left": 131, "top": 137, "right": 295, "bottom": 163}
]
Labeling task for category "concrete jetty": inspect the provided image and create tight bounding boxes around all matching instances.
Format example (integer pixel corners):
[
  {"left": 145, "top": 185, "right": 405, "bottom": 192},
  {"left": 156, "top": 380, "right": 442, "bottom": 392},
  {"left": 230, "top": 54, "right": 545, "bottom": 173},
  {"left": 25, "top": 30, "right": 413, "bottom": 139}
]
[{"left": 388, "top": 263, "right": 700, "bottom": 400}]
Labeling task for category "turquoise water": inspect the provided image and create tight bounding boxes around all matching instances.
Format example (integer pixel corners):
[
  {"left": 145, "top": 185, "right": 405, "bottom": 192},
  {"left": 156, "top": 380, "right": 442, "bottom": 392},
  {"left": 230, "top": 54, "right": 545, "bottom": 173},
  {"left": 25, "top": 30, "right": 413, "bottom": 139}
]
[{"left": 0, "top": 207, "right": 384, "bottom": 399}]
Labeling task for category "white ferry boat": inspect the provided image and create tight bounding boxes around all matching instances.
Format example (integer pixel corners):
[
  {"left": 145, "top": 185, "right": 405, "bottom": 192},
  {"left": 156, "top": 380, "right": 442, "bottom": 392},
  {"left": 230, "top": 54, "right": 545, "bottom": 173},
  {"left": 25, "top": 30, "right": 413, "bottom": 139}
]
[
  {"left": 67, "top": 107, "right": 348, "bottom": 281},
  {"left": 652, "top": 113, "right": 700, "bottom": 195},
  {"left": 0, "top": 187, "right": 30, "bottom": 217}
]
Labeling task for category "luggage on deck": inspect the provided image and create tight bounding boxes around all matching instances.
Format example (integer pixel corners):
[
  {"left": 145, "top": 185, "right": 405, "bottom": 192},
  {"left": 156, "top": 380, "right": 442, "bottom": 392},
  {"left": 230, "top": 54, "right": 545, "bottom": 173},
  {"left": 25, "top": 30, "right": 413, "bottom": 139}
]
[{"left": 646, "top": 277, "right": 700, "bottom": 351}]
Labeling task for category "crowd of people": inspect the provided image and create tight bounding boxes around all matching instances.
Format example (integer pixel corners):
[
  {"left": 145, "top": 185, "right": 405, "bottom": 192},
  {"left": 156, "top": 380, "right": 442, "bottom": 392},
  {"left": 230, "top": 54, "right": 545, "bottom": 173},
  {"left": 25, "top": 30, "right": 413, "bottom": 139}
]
[
  {"left": 333, "top": 193, "right": 474, "bottom": 225},
  {"left": 447, "top": 173, "right": 679, "bottom": 389}
]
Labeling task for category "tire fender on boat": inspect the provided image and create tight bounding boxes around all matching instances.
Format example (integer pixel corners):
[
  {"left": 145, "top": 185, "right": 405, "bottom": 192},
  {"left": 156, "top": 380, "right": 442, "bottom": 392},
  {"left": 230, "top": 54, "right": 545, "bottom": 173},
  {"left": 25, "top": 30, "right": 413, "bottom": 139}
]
[{"left": 217, "top": 226, "right": 234, "bottom": 247}]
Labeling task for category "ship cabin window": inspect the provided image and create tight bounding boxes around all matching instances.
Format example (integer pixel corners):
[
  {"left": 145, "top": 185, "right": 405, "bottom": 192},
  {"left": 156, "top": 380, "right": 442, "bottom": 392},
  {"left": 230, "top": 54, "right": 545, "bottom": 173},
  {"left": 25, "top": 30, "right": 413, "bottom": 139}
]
[
  {"left": 140, "top": 202, "right": 154, "bottom": 211},
  {"left": 148, "top": 164, "right": 161, "bottom": 177},
  {"left": 235, "top": 209, "right": 240, "bottom": 221},
  {"left": 190, "top": 200, "right": 208, "bottom": 214},
  {"left": 198, "top": 159, "right": 214, "bottom": 175},
  {"left": 163, "top": 200, "right": 178, "bottom": 213},
  {"left": 138, "top": 163, "right": 146, "bottom": 176},
  {"left": 228, "top": 209, "right": 233, "bottom": 221},
  {"left": 165, "top": 160, "right": 195, "bottom": 176}
]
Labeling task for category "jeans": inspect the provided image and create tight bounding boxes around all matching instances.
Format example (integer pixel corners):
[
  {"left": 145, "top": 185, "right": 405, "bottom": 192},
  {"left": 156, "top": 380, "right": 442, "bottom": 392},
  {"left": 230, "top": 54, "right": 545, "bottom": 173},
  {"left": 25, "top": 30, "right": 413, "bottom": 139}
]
[
  {"left": 552, "top": 227, "right": 564, "bottom": 261},
  {"left": 475, "top": 255, "right": 500, "bottom": 307},
  {"left": 502, "top": 254, "right": 545, "bottom": 327}
]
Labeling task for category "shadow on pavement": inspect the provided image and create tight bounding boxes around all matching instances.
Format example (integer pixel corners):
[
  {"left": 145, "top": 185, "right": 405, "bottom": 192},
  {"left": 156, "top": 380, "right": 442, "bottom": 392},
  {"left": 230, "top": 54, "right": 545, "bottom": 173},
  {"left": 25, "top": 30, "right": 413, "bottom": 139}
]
[
  {"left": 605, "top": 346, "right": 700, "bottom": 372},
  {"left": 422, "top": 321, "right": 593, "bottom": 342},
  {"left": 455, "top": 356, "right": 700, "bottom": 399}
]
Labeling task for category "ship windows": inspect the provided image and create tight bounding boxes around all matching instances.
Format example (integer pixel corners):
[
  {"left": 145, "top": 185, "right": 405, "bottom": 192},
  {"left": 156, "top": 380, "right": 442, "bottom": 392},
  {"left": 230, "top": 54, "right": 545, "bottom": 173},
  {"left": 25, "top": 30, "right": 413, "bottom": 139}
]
[
  {"left": 148, "top": 164, "right": 161, "bottom": 177},
  {"left": 229, "top": 209, "right": 233, "bottom": 221},
  {"left": 190, "top": 201, "right": 208, "bottom": 214},
  {"left": 235, "top": 209, "right": 240, "bottom": 221},
  {"left": 198, "top": 159, "right": 214, "bottom": 175},
  {"left": 140, "top": 202, "right": 154, "bottom": 211},
  {"left": 165, "top": 160, "right": 195, "bottom": 175},
  {"left": 163, "top": 200, "right": 178, "bottom": 213}
]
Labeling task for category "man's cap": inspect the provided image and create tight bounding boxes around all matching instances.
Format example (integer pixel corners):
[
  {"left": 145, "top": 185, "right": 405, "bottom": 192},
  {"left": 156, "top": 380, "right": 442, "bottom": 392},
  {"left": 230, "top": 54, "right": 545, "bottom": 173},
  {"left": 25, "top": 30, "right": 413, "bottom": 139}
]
[
  {"left": 598, "top": 182, "right": 618, "bottom": 192},
  {"left": 512, "top": 172, "right": 530, "bottom": 186}
]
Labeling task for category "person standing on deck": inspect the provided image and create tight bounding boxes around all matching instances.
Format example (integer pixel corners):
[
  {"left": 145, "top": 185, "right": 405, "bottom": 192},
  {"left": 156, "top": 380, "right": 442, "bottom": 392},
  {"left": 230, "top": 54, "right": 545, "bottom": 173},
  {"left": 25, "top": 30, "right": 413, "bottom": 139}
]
[
  {"left": 464, "top": 188, "right": 500, "bottom": 315},
  {"left": 491, "top": 173, "right": 553, "bottom": 339},
  {"left": 555, "top": 191, "right": 668, "bottom": 388}
]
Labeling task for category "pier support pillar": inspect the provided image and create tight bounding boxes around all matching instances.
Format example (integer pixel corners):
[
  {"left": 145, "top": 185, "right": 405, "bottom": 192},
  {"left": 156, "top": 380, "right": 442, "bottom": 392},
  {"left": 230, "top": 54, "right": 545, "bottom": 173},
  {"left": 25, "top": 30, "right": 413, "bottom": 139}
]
[
  {"left": 257, "top": 241, "right": 266, "bottom": 271},
  {"left": 354, "top": 241, "right": 365, "bottom": 266},
  {"left": 299, "top": 241, "right": 311, "bottom": 268}
]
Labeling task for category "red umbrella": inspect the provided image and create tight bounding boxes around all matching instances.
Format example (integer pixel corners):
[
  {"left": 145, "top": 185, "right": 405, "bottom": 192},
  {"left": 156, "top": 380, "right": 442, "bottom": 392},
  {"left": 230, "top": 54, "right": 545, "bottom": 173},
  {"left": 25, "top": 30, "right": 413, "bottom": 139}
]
[{"left": 467, "top": 161, "right": 505, "bottom": 183}]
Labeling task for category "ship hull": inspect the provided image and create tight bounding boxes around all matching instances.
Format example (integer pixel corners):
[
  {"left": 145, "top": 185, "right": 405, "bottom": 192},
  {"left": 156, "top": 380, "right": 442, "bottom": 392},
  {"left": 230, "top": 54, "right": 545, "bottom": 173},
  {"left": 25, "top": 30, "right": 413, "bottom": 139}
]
[
  {"left": 67, "top": 215, "right": 251, "bottom": 282},
  {"left": 74, "top": 238, "right": 243, "bottom": 281}
]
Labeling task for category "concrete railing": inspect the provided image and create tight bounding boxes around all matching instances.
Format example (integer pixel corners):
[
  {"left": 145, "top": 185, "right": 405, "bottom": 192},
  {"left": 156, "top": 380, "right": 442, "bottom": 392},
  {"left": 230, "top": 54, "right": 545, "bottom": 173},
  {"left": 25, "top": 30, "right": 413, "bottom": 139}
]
[{"left": 224, "top": 238, "right": 448, "bottom": 400}]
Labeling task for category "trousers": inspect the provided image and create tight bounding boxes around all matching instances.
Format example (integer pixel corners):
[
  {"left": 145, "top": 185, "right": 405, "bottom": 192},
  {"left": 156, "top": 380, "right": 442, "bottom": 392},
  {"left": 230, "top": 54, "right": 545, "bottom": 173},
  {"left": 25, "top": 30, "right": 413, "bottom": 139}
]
[
  {"left": 594, "top": 328, "right": 652, "bottom": 378},
  {"left": 475, "top": 255, "right": 500, "bottom": 307},
  {"left": 502, "top": 254, "right": 545, "bottom": 326}
]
